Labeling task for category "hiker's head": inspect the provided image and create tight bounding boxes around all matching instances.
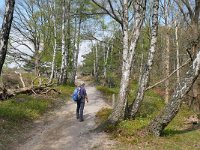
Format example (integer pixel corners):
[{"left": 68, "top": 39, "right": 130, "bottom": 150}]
[{"left": 81, "top": 82, "right": 85, "bottom": 87}]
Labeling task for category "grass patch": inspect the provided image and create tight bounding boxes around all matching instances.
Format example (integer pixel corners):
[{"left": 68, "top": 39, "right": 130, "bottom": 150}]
[
  {"left": 0, "top": 84, "right": 75, "bottom": 149},
  {"left": 127, "top": 80, "right": 165, "bottom": 119},
  {"left": 96, "top": 86, "right": 119, "bottom": 105},
  {"left": 96, "top": 86, "right": 119, "bottom": 95},
  {"left": 0, "top": 94, "right": 54, "bottom": 149},
  {"left": 96, "top": 107, "right": 112, "bottom": 124},
  {"left": 166, "top": 105, "right": 196, "bottom": 130},
  {"left": 0, "top": 85, "right": 75, "bottom": 123},
  {"left": 97, "top": 105, "right": 199, "bottom": 150},
  {"left": 55, "top": 85, "right": 75, "bottom": 95},
  {"left": 0, "top": 96, "right": 50, "bottom": 122},
  {"left": 96, "top": 82, "right": 199, "bottom": 149}
]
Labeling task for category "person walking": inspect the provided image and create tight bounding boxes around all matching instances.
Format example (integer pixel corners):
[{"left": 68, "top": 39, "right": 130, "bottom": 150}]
[{"left": 76, "top": 82, "right": 88, "bottom": 122}]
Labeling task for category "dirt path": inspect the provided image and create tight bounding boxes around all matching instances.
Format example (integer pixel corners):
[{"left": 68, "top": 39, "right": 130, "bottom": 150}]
[{"left": 14, "top": 83, "right": 117, "bottom": 150}]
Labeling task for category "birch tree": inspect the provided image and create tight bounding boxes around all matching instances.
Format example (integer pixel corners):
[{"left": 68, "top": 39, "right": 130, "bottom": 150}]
[
  {"left": 147, "top": 35, "right": 200, "bottom": 136},
  {"left": 70, "top": 17, "right": 78, "bottom": 84},
  {"left": 176, "top": 0, "right": 200, "bottom": 111},
  {"left": 130, "top": 0, "right": 159, "bottom": 118},
  {"left": 94, "top": 43, "right": 99, "bottom": 81},
  {"left": 103, "top": 44, "right": 109, "bottom": 79},
  {"left": 0, "top": 0, "right": 15, "bottom": 75},
  {"left": 92, "top": 0, "right": 146, "bottom": 124},
  {"left": 164, "top": 0, "right": 171, "bottom": 103},
  {"left": 175, "top": 20, "right": 180, "bottom": 83},
  {"left": 59, "top": 0, "right": 68, "bottom": 85},
  {"left": 70, "top": 1, "right": 84, "bottom": 84},
  {"left": 49, "top": 0, "right": 57, "bottom": 83}
]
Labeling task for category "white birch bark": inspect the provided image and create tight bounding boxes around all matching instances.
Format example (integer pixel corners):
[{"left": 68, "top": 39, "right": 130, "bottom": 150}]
[
  {"left": 165, "top": 34, "right": 170, "bottom": 103},
  {"left": 71, "top": 17, "right": 81, "bottom": 84},
  {"left": 164, "top": 0, "right": 170, "bottom": 103},
  {"left": 64, "top": 0, "right": 71, "bottom": 84},
  {"left": 107, "top": 0, "right": 146, "bottom": 123},
  {"left": 130, "top": 0, "right": 159, "bottom": 118},
  {"left": 175, "top": 20, "right": 180, "bottom": 83},
  {"left": 15, "top": 71, "right": 25, "bottom": 88},
  {"left": 59, "top": 0, "right": 67, "bottom": 84},
  {"left": 95, "top": 43, "right": 98, "bottom": 81},
  {"left": 91, "top": 41, "right": 96, "bottom": 77},
  {"left": 32, "top": 29, "right": 41, "bottom": 76},
  {"left": 103, "top": 45, "right": 109, "bottom": 79},
  {"left": 72, "top": 17, "right": 77, "bottom": 82},
  {"left": 0, "top": 0, "right": 15, "bottom": 75},
  {"left": 49, "top": 0, "right": 57, "bottom": 83}
]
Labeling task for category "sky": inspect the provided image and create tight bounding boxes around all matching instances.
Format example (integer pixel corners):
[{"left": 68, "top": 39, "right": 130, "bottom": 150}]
[
  {"left": 0, "top": 1, "right": 4, "bottom": 7},
  {"left": 0, "top": 1, "right": 113, "bottom": 67},
  {"left": 0, "top": 0, "right": 92, "bottom": 67},
  {"left": 0, "top": 1, "right": 5, "bottom": 24},
  {"left": 0, "top": 0, "right": 5, "bottom": 12}
]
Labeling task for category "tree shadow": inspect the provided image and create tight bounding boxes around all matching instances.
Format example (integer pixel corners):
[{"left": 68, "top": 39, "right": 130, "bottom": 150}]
[{"left": 163, "top": 123, "right": 200, "bottom": 136}]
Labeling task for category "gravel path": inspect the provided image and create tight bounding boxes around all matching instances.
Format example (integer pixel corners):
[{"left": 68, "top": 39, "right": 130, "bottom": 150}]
[{"left": 14, "top": 82, "right": 117, "bottom": 150}]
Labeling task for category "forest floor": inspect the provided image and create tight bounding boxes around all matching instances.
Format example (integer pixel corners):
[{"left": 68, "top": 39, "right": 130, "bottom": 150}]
[{"left": 9, "top": 82, "right": 118, "bottom": 150}]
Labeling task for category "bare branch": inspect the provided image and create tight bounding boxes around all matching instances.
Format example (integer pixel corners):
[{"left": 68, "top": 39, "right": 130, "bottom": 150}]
[
  {"left": 15, "top": 71, "right": 26, "bottom": 88},
  {"left": 146, "top": 59, "right": 190, "bottom": 90},
  {"left": 91, "top": 0, "right": 123, "bottom": 25},
  {"left": 175, "top": 0, "right": 189, "bottom": 25},
  {"left": 108, "top": 0, "right": 122, "bottom": 23},
  {"left": 181, "top": 0, "right": 194, "bottom": 19}
]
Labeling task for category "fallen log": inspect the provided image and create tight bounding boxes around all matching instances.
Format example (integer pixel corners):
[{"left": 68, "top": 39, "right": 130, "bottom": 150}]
[{"left": 0, "top": 85, "right": 60, "bottom": 100}]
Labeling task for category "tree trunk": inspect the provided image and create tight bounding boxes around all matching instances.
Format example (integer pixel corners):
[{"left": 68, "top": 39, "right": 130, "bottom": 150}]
[
  {"left": 148, "top": 49, "right": 200, "bottom": 136},
  {"left": 49, "top": 1, "right": 57, "bottom": 83},
  {"left": 107, "top": 0, "right": 146, "bottom": 124},
  {"left": 34, "top": 43, "right": 40, "bottom": 76},
  {"left": 71, "top": 16, "right": 81, "bottom": 85},
  {"left": 103, "top": 45, "right": 109, "bottom": 79},
  {"left": 164, "top": 0, "right": 170, "bottom": 103},
  {"left": 185, "top": 0, "right": 200, "bottom": 112},
  {"left": 59, "top": 0, "right": 67, "bottom": 85},
  {"left": 65, "top": 0, "right": 71, "bottom": 83},
  {"left": 130, "top": 0, "right": 159, "bottom": 118},
  {"left": 92, "top": 41, "right": 96, "bottom": 77},
  {"left": 165, "top": 33, "right": 170, "bottom": 103},
  {"left": 95, "top": 43, "right": 98, "bottom": 82},
  {"left": 0, "top": 0, "right": 15, "bottom": 75},
  {"left": 71, "top": 16, "right": 77, "bottom": 84},
  {"left": 175, "top": 21, "right": 180, "bottom": 83}
]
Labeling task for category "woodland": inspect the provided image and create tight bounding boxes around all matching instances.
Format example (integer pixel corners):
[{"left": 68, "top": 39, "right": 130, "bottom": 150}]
[{"left": 0, "top": 0, "right": 200, "bottom": 149}]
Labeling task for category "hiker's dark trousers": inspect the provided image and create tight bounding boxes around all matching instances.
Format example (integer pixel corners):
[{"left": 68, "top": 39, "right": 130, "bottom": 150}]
[{"left": 76, "top": 99, "right": 85, "bottom": 121}]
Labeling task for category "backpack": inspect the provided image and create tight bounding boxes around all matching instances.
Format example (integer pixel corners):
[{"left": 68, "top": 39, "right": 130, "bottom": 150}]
[{"left": 72, "top": 88, "right": 81, "bottom": 101}]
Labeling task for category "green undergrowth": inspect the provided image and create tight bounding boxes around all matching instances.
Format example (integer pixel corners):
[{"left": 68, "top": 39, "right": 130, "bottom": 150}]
[
  {"left": 54, "top": 85, "right": 75, "bottom": 99},
  {"left": 96, "top": 86, "right": 119, "bottom": 106},
  {"left": 0, "top": 84, "right": 75, "bottom": 149},
  {"left": 0, "top": 96, "right": 50, "bottom": 121},
  {"left": 96, "top": 86, "right": 119, "bottom": 95},
  {"left": 96, "top": 82, "right": 199, "bottom": 149}
]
